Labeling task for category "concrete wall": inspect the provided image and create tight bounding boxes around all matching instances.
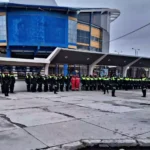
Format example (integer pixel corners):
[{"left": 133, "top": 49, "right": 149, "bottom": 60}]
[
  {"left": 101, "top": 12, "right": 110, "bottom": 53},
  {"left": 102, "top": 30, "right": 110, "bottom": 53}
]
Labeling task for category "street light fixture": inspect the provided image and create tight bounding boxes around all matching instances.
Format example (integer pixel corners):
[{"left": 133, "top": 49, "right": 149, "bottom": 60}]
[{"left": 132, "top": 48, "right": 140, "bottom": 56}]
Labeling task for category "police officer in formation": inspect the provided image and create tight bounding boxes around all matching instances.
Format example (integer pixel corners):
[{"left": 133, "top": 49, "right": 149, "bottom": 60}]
[
  {"left": 24, "top": 73, "right": 149, "bottom": 98},
  {"left": 25, "top": 74, "right": 71, "bottom": 94},
  {"left": 0, "top": 71, "right": 16, "bottom": 96},
  {"left": 81, "top": 75, "right": 150, "bottom": 97}
]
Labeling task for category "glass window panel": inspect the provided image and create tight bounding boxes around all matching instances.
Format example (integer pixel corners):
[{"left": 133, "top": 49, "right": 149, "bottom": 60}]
[
  {"left": 78, "top": 12, "right": 90, "bottom": 23},
  {"left": 92, "top": 12, "right": 101, "bottom": 26}
]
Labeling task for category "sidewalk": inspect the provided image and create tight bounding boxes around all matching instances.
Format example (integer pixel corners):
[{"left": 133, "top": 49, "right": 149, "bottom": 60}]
[{"left": 0, "top": 90, "right": 150, "bottom": 150}]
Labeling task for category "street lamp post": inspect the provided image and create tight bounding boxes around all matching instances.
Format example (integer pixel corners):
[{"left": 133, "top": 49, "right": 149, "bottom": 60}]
[{"left": 132, "top": 48, "right": 140, "bottom": 56}]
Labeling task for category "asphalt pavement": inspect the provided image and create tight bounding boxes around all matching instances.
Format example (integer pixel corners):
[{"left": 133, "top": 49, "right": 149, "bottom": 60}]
[{"left": 0, "top": 90, "right": 150, "bottom": 150}]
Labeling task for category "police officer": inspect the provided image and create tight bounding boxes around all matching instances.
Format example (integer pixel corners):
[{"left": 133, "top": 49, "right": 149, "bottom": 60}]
[
  {"left": 53, "top": 75, "right": 58, "bottom": 94},
  {"left": 111, "top": 77, "right": 117, "bottom": 97},
  {"left": 93, "top": 76, "right": 98, "bottom": 91},
  {"left": 31, "top": 74, "right": 37, "bottom": 92},
  {"left": 85, "top": 75, "right": 90, "bottom": 91},
  {"left": 59, "top": 74, "right": 65, "bottom": 92},
  {"left": 97, "top": 76, "right": 102, "bottom": 91},
  {"left": 10, "top": 72, "right": 15, "bottom": 93},
  {"left": 1, "top": 73, "right": 5, "bottom": 93},
  {"left": 102, "top": 77, "right": 109, "bottom": 94},
  {"left": 25, "top": 73, "right": 31, "bottom": 92},
  {"left": 37, "top": 74, "right": 43, "bottom": 92},
  {"left": 48, "top": 75, "right": 53, "bottom": 92},
  {"left": 141, "top": 78, "right": 147, "bottom": 97},
  {"left": 2, "top": 71, "right": 10, "bottom": 96},
  {"left": 65, "top": 75, "right": 70, "bottom": 91},
  {"left": 43, "top": 75, "right": 48, "bottom": 92},
  {"left": 89, "top": 75, "right": 94, "bottom": 91},
  {"left": 81, "top": 75, "right": 86, "bottom": 90}
]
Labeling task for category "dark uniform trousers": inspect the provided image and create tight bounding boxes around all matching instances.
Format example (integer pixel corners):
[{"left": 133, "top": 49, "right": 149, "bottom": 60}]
[
  {"left": 10, "top": 76, "right": 15, "bottom": 93},
  {"left": 25, "top": 76, "right": 31, "bottom": 92},
  {"left": 44, "top": 81, "right": 48, "bottom": 92},
  {"left": 142, "top": 87, "right": 146, "bottom": 97},
  {"left": 3, "top": 76, "right": 10, "bottom": 96},
  {"left": 112, "top": 86, "right": 116, "bottom": 97}
]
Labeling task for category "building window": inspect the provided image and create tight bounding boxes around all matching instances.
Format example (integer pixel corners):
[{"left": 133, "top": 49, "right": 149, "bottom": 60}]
[
  {"left": 90, "top": 47, "right": 102, "bottom": 52},
  {"left": 78, "top": 12, "right": 90, "bottom": 23},
  {"left": 0, "top": 15, "right": 6, "bottom": 41},
  {"left": 77, "top": 45, "right": 89, "bottom": 50},
  {"left": 68, "top": 20, "right": 77, "bottom": 44},
  {"left": 77, "top": 30, "right": 90, "bottom": 44},
  {"left": 92, "top": 12, "right": 101, "bottom": 27},
  {"left": 91, "top": 36, "right": 100, "bottom": 42}
]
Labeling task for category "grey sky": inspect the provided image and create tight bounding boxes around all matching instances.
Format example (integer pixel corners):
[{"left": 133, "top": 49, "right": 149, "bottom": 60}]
[{"left": 56, "top": 0, "right": 150, "bottom": 56}]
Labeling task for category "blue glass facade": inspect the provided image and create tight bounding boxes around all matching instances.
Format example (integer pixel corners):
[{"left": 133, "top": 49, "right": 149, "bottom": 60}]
[
  {"left": 7, "top": 10, "right": 68, "bottom": 48},
  {"left": 68, "top": 19, "right": 77, "bottom": 45},
  {"left": 0, "top": 14, "right": 6, "bottom": 42}
]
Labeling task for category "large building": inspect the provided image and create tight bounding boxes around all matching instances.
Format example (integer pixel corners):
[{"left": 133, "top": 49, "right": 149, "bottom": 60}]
[{"left": 0, "top": 0, "right": 120, "bottom": 59}]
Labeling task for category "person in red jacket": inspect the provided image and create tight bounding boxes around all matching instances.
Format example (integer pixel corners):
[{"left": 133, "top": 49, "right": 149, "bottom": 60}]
[
  {"left": 71, "top": 75, "right": 76, "bottom": 91},
  {"left": 75, "top": 75, "right": 80, "bottom": 91}
]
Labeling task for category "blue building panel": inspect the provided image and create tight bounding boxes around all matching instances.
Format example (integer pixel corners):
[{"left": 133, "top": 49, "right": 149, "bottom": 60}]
[{"left": 7, "top": 10, "right": 68, "bottom": 48}]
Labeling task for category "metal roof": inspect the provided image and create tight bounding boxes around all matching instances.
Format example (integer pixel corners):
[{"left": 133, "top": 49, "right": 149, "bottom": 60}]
[
  {"left": 51, "top": 49, "right": 103, "bottom": 65},
  {"left": 79, "top": 8, "right": 120, "bottom": 22},
  {"left": 0, "top": 2, "right": 120, "bottom": 22},
  {"left": 0, "top": 2, "right": 79, "bottom": 12},
  {"left": 0, "top": 48, "right": 150, "bottom": 68},
  {"left": 0, "top": 0, "right": 57, "bottom": 6},
  {"left": 50, "top": 48, "right": 150, "bottom": 68}
]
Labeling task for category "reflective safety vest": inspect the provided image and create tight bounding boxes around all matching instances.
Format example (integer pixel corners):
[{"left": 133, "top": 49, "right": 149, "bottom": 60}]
[
  {"left": 142, "top": 78, "right": 146, "bottom": 81},
  {"left": 86, "top": 78, "right": 90, "bottom": 81},
  {"left": 104, "top": 78, "right": 110, "bottom": 81}
]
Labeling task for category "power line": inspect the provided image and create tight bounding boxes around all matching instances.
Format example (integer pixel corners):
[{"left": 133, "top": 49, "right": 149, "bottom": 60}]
[{"left": 109, "top": 22, "right": 150, "bottom": 43}]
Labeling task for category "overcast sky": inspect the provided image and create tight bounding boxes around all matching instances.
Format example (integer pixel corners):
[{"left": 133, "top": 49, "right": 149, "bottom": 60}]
[{"left": 57, "top": 0, "right": 150, "bottom": 57}]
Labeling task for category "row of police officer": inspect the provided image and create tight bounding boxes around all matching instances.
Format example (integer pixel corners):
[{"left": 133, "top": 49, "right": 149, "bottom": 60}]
[
  {"left": 25, "top": 74, "right": 71, "bottom": 94},
  {"left": 0, "top": 72, "right": 16, "bottom": 96}
]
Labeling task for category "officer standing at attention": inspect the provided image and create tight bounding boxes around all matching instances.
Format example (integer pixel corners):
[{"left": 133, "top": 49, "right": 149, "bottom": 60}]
[
  {"left": 89, "top": 75, "right": 94, "bottom": 91},
  {"left": 31, "top": 74, "right": 37, "bottom": 92},
  {"left": 59, "top": 74, "right": 65, "bottom": 92},
  {"left": 1, "top": 72, "right": 5, "bottom": 93},
  {"left": 43, "top": 75, "right": 48, "bottom": 92},
  {"left": 37, "top": 74, "right": 43, "bottom": 92},
  {"left": 48, "top": 74, "right": 53, "bottom": 92},
  {"left": 141, "top": 77, "right": 147, "bottom": 97},
  {"left": 2, "top": 70, "right": 10, "bottom": 96},
  {"left": 10, "top": 72, "right": 16, "bottom": 93},
  {"left": 65, "top": 75, "right": 70, "bottom": 91},
  {"left": 25, "top": 73, "right": 31, "bottom": 92},
  {"left": 102, "top": 77, "right": 109, "bottom": 94},
  {"left": 53, "top": 75, "right": 58, "bottom": 94},
  {"left": 85, "top": 75, "right": 90, "bottom": 91},
  {"left": 111, "top": 77, "right": 117, "bottom": 97},
  {"left": 81, "top": 75, "right": 86, "bottom": 90}
]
